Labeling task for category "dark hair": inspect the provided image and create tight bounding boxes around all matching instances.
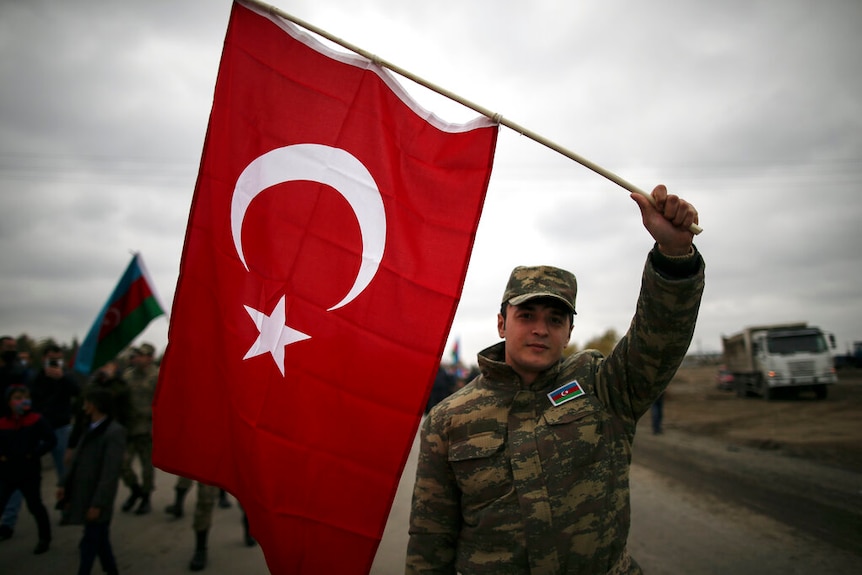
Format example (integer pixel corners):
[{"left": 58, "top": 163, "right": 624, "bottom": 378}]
[
  {"left": 44, "top": 344, "right": 62, "bottom": 355},
  {"left": 85, "top": 388, "right": 114, "bottom": 417}
]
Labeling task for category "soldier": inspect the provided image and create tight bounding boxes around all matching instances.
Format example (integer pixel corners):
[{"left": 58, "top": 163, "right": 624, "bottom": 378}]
[
  {"left": 165, "top": 478, "right": 255, "bottom": 570},
  {"left": 406, "top": 185, "right": 705, "bottom": 574},
  {"left": 119, "top": 343, "right": 159, "bottom": 516}
]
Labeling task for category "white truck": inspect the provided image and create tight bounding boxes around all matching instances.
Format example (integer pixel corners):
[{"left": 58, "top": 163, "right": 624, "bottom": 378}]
[{"left": 721, "top": 323, "right": 837, "bottom": 400}]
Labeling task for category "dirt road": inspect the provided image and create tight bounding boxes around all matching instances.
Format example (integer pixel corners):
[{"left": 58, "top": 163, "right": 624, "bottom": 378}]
[
  {"left": 661, "top": 364, "right": 862, "bottom": 473},
  {"left": 3, "top": 366, "right": 861, "bottom": 573}
]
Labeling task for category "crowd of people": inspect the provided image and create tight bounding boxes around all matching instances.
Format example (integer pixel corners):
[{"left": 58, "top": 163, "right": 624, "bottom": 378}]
[{"left": 0, "top": 337, "right": 255, "bottom": 574}]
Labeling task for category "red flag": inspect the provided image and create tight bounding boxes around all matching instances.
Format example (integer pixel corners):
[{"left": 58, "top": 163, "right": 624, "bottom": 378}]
[{"left": 153, "top": 2, "right": 497, "bottom": 574}]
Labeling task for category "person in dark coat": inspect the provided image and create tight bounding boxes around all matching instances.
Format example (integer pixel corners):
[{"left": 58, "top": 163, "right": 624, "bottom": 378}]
[
  {"left": 29, "top": 344, "right": 80, "bottom": 484},
  {"left": 67, "top": 360, "right": 132, "bottom": 457},
  {"left": 424, "top": 365, "right": 456, "bottom": 414},
  {"left": 0, "top": 383, "right": 56, "bottom": 554},
  {"left": 58, "top": 387, "right": 126, "bottom": 575}
]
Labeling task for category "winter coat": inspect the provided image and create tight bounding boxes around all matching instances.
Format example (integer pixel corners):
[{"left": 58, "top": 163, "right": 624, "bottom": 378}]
[{"left": 60, "top": 417, "right": 126, "bottom": 525}]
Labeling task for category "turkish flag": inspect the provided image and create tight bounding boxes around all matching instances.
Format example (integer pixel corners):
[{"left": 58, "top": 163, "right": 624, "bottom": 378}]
[{"left": 152, "top": 1, "right": 497, "bottom": 574}]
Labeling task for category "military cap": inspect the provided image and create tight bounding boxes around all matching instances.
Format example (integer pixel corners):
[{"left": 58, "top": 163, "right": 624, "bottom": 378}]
[
  {"left": 133, "top": 342, "right": 156, "bottom": 356},
  {"left": 502, "top": 265, "right": 577, "bottom": 314}
]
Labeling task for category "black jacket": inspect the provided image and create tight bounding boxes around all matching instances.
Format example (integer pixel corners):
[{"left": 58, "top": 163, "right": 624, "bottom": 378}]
[
  {"left": 29, "top": 370, "right": 80, "bottom": 428},
  {"left": 0, "top": 411, "right": 56, "bottom": 481}
]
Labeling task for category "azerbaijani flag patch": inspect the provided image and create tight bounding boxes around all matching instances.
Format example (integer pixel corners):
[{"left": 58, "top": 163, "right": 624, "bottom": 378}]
[{"left": 547, "top": 380, "right": 585, "bottom": 406}]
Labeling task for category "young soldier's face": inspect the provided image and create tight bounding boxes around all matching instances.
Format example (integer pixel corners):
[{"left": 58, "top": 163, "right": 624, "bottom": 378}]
[{"left": 497, "top": 299, "right": 572, "bottom": 384}]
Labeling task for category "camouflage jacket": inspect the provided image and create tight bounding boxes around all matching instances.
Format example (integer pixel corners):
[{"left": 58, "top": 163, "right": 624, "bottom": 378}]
[
  {"left": 407, "top": 251, "right": 705, "bottom": 574},
  {"left": 123, "top": 363, "right": 159, "bottom": 436}
]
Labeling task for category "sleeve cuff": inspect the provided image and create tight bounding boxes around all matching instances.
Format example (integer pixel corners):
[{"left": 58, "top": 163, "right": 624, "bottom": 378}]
[{"left": 650, "top": 244, "right": 701, "bottom": 279}]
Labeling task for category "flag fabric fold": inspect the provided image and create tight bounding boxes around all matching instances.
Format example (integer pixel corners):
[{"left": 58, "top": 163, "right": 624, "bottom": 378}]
[
  {"left": 152, "top": 1, "right": 497, "bottom": 574},
  {"left": 73, "top": 253, "right": 166, "bottom": 375}
]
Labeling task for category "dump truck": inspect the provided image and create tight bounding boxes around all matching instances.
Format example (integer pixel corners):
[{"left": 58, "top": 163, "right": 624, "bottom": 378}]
[{"left": 721, "top": 323, "right": 837, "bottom": 399}]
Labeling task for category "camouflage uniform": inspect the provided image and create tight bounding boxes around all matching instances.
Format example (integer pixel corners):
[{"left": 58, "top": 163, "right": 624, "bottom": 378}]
[
  {"left": 121, "top": 361, "right": 159, "bottom": 494},
  {"left": 407, "top": 248, "right": 704, "bottom": 574},
  {"left": 174, "top": 476, "right": 219, "bottom": 532}
]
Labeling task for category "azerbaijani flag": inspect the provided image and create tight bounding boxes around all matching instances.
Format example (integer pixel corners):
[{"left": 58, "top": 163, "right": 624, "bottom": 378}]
[
  {"left": 547, "top": 380, "right": 585, "bottom": 406},
  {"left": 74, "top": 253, "right": 166, "bottom": 374}
]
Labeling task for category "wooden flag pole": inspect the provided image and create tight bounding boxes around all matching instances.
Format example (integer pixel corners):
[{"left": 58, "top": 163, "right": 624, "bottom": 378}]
[{"left": 243, "top": 0, "right": 703, "bottom": 235}]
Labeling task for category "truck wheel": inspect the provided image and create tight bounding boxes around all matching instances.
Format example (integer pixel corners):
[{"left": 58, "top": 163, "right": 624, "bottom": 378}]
[{"left": 814, "top": 385, "right": 828, "bottom": 400}]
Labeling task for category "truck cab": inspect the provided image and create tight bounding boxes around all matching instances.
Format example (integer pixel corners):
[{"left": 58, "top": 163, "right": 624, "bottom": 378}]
[{"left": 750, "top": 326, "right": 836, "bottom": 399}]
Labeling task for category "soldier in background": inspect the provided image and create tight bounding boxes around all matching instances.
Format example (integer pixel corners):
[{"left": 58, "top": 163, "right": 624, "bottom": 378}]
[
  {"left": 119, "top": 343, "right": 159, "bottom": 516},
  {"left": 164, "top": 477, "right": 255, "bottom": 571},
  {"left": 406, "top": 185, "right": 705, "bottom": 574}
]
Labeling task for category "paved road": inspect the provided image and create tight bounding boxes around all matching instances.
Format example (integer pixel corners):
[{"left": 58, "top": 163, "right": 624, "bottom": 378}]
[{"left": 3, "top": 423, "right": 861, "bottom": 574}]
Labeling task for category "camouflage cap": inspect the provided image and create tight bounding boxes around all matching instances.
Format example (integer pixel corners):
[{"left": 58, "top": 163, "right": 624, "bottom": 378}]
[
  {"left": 133, "top": 342, "right": 156, "bottom": 356},
  {"left": 502, "top": 265, "right": 577, "bottom": 314}
]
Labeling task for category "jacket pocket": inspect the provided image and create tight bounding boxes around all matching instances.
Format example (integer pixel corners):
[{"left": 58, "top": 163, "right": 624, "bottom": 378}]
[
  {"left": 541, "top": 398, "right": 607, "bottom": 471},
  {"left": 449, "top": 430, "right": 512, "bottom": 504}
]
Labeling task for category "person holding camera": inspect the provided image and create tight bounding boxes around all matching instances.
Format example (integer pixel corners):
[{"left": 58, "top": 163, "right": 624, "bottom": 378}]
[{"left": 29, "top": 344, "right": 80, "bottom": 487}]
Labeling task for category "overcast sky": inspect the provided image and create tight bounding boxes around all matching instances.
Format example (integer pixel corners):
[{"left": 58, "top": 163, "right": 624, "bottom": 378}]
[{"left": 1, "top": 0, "right": 860, "bottom": 366}]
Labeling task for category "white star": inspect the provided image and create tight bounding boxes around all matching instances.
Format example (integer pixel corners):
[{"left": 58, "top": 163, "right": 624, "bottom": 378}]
[{"left": 243, "top": 295, "right": 310, "bottom": 376}]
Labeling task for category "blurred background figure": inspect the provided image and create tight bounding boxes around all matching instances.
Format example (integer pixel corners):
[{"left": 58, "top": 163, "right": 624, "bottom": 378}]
[
  {"left": 30, "top": 344, "right": 80, "bottom": 485},
  {"left": 120, "top": 344, "right": 159, "bottom": 516},
  {"left": 58, "top": 387, "right": 126, "bottom": 575},
  {"left": 0, "top": 384, "right": 56, "bottom": 554},
  {"left": 424, "top": 365, "right": 455, "bottom": 415}
]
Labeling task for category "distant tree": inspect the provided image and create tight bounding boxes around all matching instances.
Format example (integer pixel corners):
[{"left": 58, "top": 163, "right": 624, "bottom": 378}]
[{"left": 582, "top": 329, "right": 621, "bottom": 357}]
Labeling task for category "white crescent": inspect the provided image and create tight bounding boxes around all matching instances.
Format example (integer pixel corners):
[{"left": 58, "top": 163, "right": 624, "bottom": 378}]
[{"left": 230, "top": 144, "right": 386, "bottom": 311}]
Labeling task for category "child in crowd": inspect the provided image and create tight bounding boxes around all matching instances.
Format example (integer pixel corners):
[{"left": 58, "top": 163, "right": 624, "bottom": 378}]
[{"left": 0, "top": 383, "right": 56, "bottom": 554}]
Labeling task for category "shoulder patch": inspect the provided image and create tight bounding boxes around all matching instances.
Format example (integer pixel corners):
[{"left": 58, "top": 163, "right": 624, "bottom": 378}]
[{"left": 547, "top": 379, "right": 585, "bottom": 406}]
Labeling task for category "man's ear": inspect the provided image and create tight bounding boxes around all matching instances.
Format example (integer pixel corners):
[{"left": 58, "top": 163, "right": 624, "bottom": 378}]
[{"left": 497, "top": 313, "right": 506, "bottom": 338}]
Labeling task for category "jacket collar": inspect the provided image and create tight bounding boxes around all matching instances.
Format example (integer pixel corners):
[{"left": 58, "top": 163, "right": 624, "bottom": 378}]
[
  {"left": 83, "top": 416, "right": 114, "bottom": 440},
  {"left": 477, "top": 341, "right": 564, "bottom": 392}
]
